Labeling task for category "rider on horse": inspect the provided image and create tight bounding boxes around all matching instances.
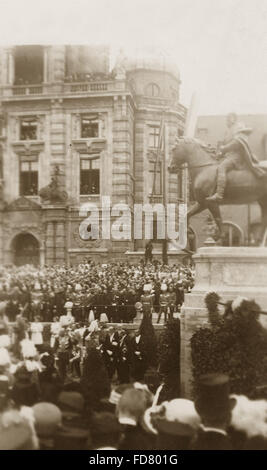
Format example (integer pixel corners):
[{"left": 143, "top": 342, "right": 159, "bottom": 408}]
[{"left": 206, "top": 113, "right": 266, "bottom": 203}]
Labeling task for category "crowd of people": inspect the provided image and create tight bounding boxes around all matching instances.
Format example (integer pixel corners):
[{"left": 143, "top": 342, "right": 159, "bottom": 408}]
[
  {"left": 0, "top": 261, "right": 194, "bottom": 324},
  {"left": 0, "top": 301, "right": 267, "bottom": 450},
  {"left": 64, "top": 72, "right": 114, "bottom": 83},
  {"left": 0, "top": 260, "right": 266, "bottom": 450}
]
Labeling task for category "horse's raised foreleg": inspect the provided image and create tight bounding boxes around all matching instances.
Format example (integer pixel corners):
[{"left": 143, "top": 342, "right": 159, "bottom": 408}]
[
  {"left": 186, "top": 202, "right": 204, "bottom": 221},
  {"left": 207, "top": 203, "right": 223, "bottom": 239}
]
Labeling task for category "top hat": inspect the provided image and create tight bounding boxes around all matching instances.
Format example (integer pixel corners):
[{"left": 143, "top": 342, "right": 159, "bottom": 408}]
[
  {"left": 58, "top": 391, "right": 84, "bottom": 418},
  {"left": 90, "top": 411, "right": 122, "bottom": 437},
  {"left": 194, "top": 373, "right": 234, "bottom": 417}
]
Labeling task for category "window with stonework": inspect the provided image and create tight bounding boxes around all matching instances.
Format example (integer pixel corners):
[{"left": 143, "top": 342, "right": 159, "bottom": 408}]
[
  {"left": 146, "top": 83, "right": 160, "bottom": 97},
  {"left": 81, "top": 116, "right": 99, "bottom": 138},
  {"left": 80, "top": 158, "right": 100, "bottom": 195},
  {"left": 14, "top": 45, "right": 44, "bottom": 85},
  {"left": 20, "top": 118, "right": 37, "bottom": 140},
  {"left": 20, "top": 161, "right": 38, "bottom": 196},
  {"left": 149, "top": 161, "right": 162, "bottom": 195},
  {"left": 149, "top": 126, "right": 159, "bottom": 149}
]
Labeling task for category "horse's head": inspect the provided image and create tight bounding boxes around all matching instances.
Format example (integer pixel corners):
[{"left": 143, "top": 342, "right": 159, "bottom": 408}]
[{"left": 168, "top": 139, "right": 191, "bottom": 173}]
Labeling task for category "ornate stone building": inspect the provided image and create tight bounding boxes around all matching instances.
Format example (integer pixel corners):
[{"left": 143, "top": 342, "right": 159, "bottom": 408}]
[{"left": 0, "top": 45, "right": 186, "bottom": 266}]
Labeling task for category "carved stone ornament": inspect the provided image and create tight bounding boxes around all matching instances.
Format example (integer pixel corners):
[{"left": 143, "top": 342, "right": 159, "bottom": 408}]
[
  {"left": 12, "top": 140, "right": 45, "bottom": 157},
  {"left": 39, "top": 170, "right": 68, "bottom": 205},
  {"left": 73, "top": 226, "right": 102, "bottom": 249},
  {"left": 71, "top": 138, "right": 106, "bottom": 154},
  {"left": 6, "top": 196, "right": 41, "bottom": 212}
]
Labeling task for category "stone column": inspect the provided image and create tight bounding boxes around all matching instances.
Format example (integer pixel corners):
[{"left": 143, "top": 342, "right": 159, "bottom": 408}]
[
  {"left": 0, "top": 210, "right": 4, "bottom": 265},
  {"left": 40, "top": 244, "right": 45, "bottom": 268},
  {"left": 55, "top": 221, "right": 66, "bottom": 264},
  {"left": 45, "top": 221, "right": 55, "bottom": 266},
  {"left": 43, "top": 47, "right": 49, "bottom": 83},
  {"left": 7, "top": 48, "right": 14, "bottom": 85}
]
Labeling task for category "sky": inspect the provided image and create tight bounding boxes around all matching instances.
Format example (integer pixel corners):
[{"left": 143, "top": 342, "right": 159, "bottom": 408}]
[{"left": 0, "top": 0, "right": 267, "bottom": 115}]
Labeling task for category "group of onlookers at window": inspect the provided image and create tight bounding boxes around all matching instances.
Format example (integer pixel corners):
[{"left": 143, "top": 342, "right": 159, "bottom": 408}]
[{"left": 64, "top": 72, "right": 114, "bottom": 83}]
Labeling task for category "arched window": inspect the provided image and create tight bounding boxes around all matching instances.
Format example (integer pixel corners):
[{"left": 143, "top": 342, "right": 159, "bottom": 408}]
[
  {"left": 221, "top": 222, "right": 244, "bottom": 246},
  {"left": 12, "top": 233, "right": 40, "bottom": 266},
  {"left": 145, "top": 83, "right": 160, "bottom": 97}
]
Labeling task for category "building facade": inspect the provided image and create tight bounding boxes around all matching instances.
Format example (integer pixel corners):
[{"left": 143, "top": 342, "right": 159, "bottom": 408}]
[{"left": 0, "top": 45, "right": 186, "bottom": 266}]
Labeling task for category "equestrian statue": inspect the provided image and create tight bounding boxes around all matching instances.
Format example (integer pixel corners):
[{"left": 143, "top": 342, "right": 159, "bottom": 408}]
[{"left": 168, "top": 113, "right": 267, "bottom": 243}]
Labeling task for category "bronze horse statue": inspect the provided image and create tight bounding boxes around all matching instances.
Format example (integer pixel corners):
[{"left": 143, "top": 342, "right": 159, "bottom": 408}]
[{"left": 168, "top": 138, "right": 267, "bottom": 243}]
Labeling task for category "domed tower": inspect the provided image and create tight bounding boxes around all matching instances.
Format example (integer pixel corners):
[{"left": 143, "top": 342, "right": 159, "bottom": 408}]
[
  {"left": 125, "top": 48, "right": 186, "bottom": 253},
  {"left": 127, "top": 48, "right": 181, "bottom": 104}
]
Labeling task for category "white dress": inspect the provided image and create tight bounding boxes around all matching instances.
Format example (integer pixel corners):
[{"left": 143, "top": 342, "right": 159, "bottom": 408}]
[
  {"left": 31, "top": 322, "right": 43, "bottom": 345},
  {"left": 50, "top": 321, "right": 61, "bottom": 348}
]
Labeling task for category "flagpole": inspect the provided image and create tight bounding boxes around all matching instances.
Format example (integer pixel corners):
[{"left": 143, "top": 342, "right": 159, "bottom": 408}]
[
  {"left": 162, "top": 119, "right": 168, "bottom": 265},
  {"left": 182, "top": 92, "right": 198, "bottom": 209}
]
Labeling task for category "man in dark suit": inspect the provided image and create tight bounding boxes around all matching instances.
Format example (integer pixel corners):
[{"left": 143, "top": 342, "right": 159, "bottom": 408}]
[
  {"left": 103, "top": 327, "right": 120, "bottom": 380},
  {"left": 128, "top": 330, "right": 148, "bottom": 382},
  {"left": 190, "top": 373, "right": 236, "bottom": 450},
  {"left": 117, "top": 329, "right": 130, "bottom": 384},
  {"left": 54, "top": 329, "right": 72, "bottom": 383}
]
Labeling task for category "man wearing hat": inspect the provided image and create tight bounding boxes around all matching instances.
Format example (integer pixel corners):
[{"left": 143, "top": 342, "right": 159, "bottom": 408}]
[
  {"left": 140, "top": 284, "right": 154, "bottom": 320},
  {"left": 89, "top": 411, "right": 122, "bottom": 449},
  {"left": 157, "top": 284, "right": 170, "bottom": 324},
  {"left": 0, "top": 409, "right": 36, "bottom": 450},
  {"left": 191, "top": 373, "right": 236, "bottom": 450},
  {"left": 54, "top": 329, "right": 72, "bottom": 383},
  {"left": 32, "top": 402, "right": 62, "bottom": 450},
  {"left": 103, "top": 327, "right": 120, "bottom": 380},
  {"left": 116, "top": 329, "right": 130, "bottom": 384},
  {"left": 206, "top": 113, "right": 266, "bottom": 202}
]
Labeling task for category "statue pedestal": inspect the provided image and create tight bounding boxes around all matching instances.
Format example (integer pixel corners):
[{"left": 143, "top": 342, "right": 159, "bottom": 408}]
[{"left": 181, "top": 247, "right": 267, "bottom": 398}]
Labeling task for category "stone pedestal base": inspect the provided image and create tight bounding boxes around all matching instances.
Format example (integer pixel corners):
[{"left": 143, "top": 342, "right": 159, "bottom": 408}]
[{"left": 181, "top": 247, "right": 267, "bottom": 398}]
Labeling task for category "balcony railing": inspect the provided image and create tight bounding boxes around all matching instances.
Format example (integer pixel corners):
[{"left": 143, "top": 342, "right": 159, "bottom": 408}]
[
  {"left": 0, "top": 80, "right": 128, "bottom": 98},
  {"left": 67, "top": 82, "right": 109, "bottom": 93},
  {"left": 0, "top": 81, "right": 187, "bottom": 120},
  {"left": 12, "top": 85, "right": 43, "bottom": 96}
]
